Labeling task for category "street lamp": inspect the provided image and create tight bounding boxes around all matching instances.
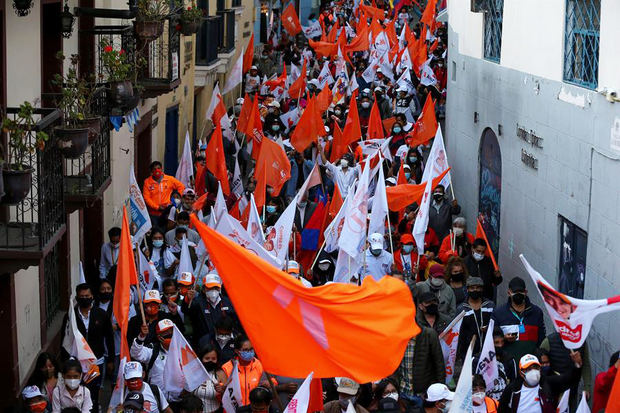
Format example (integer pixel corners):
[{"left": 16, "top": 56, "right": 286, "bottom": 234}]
[{"left": 61, "top": 2, "right": 75, "bottom": 39}]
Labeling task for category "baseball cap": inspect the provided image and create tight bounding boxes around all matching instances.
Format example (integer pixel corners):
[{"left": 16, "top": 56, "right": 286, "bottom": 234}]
[
  {"left": 123, "top": 361, "right": 143, "bottom": 380},
  {"left": 182, "top": 188, "right": 196, "bottom": 196},
  {"left": 509, "top": 277, "right": 526, "bottom": 292},
  {"left": 156, "top": 319, "right": 175, "bottom": 334},
  {"left": 368, "top": 232, "right": 384, "bottom": 250},
  {"left": 287, "top": 260, "right": 300, "bottom": 274},
  {"left": 400, "top": 234, "right": 414, "bottom": 244},
  {"left": 236, "top": 97, "right": 245, "bottom": 105},
  {"left": 123, "top": 391, "right": 144, "bottom": 410},
  {"left": 178, "top": 271, "right": 194, "bottom": 286},
  {"left": 385, "top": 177, "right": 397, "bottom": 186},
  {"left": 22, "top": 385, "right": 43, "bottom": 400},
  {"left": 268, "top": 100, "right": 281, "bottom": 108},
  {"left": 203, "top": 273, "right": 222, "bottom": 288},
  {"left": 143, "top": 289, "right": 161, "bottom": 304},
  {"left": 250, "top": 65, "right": 258, "bottom": 70},
  {"left": 429, "top": 264, "right": 445, "bottom": 278},
  {"left": 466, "top": 277, "right": 484, "bottom": 287},
  {"left": 419, "top": 291, "right": 438, "bottom": 304},
  {"left": 337, "top": 377, "right": 360, "bottom": 395},
  {"left": 426, "top": 383, "right": 454, "bottom": 402},
  {"left": 396, "top": 85, "right": 408, "bottom": 92},
  {"left": 519, "top": 354, "right": 541, "bottom": 370},
  {"left": 403, "top": 164, "right": 411, "bottom": 170}
]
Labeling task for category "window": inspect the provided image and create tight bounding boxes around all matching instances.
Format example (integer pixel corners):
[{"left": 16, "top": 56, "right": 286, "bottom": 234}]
[
  {"left": 563, "top": 0, "right": 600, "bottom": 89},
  {"left": 483, "top": 0, "right": 504, "bottom": 62},
  {"left": 558, "top": 216, "right": 587, "bottom": 299}
]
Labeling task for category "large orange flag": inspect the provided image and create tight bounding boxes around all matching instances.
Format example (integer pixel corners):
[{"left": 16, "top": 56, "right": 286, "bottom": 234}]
[
  {"left": 359, "top": 2, "right": 385, "bottom": 20},
  {"left": 243, "top": 33, "right": 254, "bottom": 73},
  {"left": 420, "top": 0, "right": 438, "bottom": 27},
  {"left": 396, "top": 161, "right": 408, "bottom": 185},
  {"left": 190, "top": 215, "right": 419, "bottom": 382},
  {"left": 281, "top": 3, "right": 302, "bottom": 35},
  {"left": 367, "top": 98, "right": 384, "bottom": 140},
  {"left": 247, "top": 96, "right": 265, "bottom": 160},
  {"left": 341, "top": 91, "right": 362, "bottom": 145},
  {"left": 408, "top": 94, "right": 437, "bottom": 145},
  {"left": 606, "top": 367, "right": 620, "bottom": 411},
  {"left": 205, "top": 123, "right": 231, "bottom": 196},
  {"left": 386, "top": 168, "right": 451, "bottom": 211},
  {"left": 316, "top": 86, "right": 332, "bottom": 114},
  {"left": 255, "top": 137, "right": 291, "bottom": 197},
  {"left": 327, "top": 20, "right": 339, "bottom": 43},
  {"left": 327, "top": 183, "right": 343, "bottom": 222},
  {"left": 237, "top": 93, "right": 253, "bottom": 135},
  {"left": 329, "top": 122, "right": 348, "bottom": 163},
  {"left": 345, "top": 23, "right": 370, "bottom": 54},
  {"left": 289, "top": 59, "right": 307, "bottom": 99},
  {"left": 114, "top": 207, "right": 139, "bottom": 360},
  {"left": 309, "top": 39, "right": 338, "bottom": 60},
  {"left": 476, "top": 218, "right": 499, "bottom": 271},
  {"left": 291, "top": 96, "right": 326, "bottom": 152}
]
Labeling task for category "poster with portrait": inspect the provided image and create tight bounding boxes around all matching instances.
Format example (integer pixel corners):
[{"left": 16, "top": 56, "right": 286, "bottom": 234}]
[{"left": 520, "top": 254, "right": 620, "bottom": 349}]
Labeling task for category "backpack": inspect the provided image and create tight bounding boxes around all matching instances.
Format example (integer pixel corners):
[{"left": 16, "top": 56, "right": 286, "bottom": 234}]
[{"left": 149, "top": 383, "right": 163, "bottom": 412}]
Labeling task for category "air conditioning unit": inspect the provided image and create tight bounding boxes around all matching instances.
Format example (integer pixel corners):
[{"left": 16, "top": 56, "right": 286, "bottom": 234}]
[{"left": 471, "top": 0, "right": 488, "bottom": 12}]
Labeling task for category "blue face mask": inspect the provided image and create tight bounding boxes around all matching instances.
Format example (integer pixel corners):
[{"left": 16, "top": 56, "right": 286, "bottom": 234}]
[
  {"left": 402, "top": 245, "right": 414, "bottom": 254},
  {"left": 405, "top": 172, "right": 411, "bottom": 179},
  {"left": 153, "top": 240, "right": 164, "bottom": 248},
  {"left": 272, "top": 124, "right": 280, "bottom": 132},
  {"left": 239, "top": 350, "right": 255, "bottom": 361},
  {"left": 266, "top": 205, "right": 277, "bottom": 214},
  {"left": 177, "top": 224, "right": 188, "bottom": 230},
  {"left": 393, "top": 127, "right": 402, "bottom": 134}
]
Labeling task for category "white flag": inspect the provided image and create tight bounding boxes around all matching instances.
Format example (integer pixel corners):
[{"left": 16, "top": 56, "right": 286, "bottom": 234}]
[
  {"left": 302, "top": 20, "right": 322, "bottom": 38},
  {"left": 420, "top": 59, "right": 438, "bottom": 87},
  {"left": 368, "top": 161, "right": 388, "bottom": 236},
  {"left": 421, "top": 126, "right": 452, "bottom": 190},
  {"left": 396, "top": 68, "right": 415, "bottom": 95},
  {"left": 264, "top": 194, "right": 297, "bottom": 266},
  {"left": 557, "top": 390, "right": 570, "bottom": 413},
  {"left": 440, "top": 311, "right": 465, "bottom": 384},
  {"left": 129, "top": 165, "right": 152, "bottom": 242},
  {"left": 332, "top": 247, "right": 359, "bottom": 284},
  {"left": 324, "top": 190, "right": 352, "bottom": 253},
  {"left": 298, "top": 163, "right": 322, "bottom": 200},
  {"left": 138, "top": 247, "right": 160, "bottom": 293},
  {"left": 476, "top": 319, "right": 498, "bottom": 392},
  {"left": 177, "top": 236, "right": 193, "bottom": 278},
  {"left": 575, "top": 392, "right": 590, "bottom": 413},
  {"left": 284, "top": 372, "right": 314, "bottom": 413},
  {"left": 281, "top": 107, "right": 301, "bottom": 133},
  {"left": 213, "top": 182, "right": 228, "bottom": 222},
  {"left": 247, "top": 194, "right": 265, "bottom": 244},
  {"left": 176, "top": 132, "right": 194, "bottom": 188},
  {"left": 164, "top": 325, "right": 209, "bottom": 394},
  {"left": 338, "top": 158, "right": 370, "bottom": 259},
  {"left": 223, "top": 48, "right": 243, "bottom": 94},
  {"left": 373, "top": 31, "right": 390, "bottom": 55},
  {"left": 62, "top": 298, "right": 98, "bottom": 378},
  {"left": 289, "top": 63, "right": 300, "bottom": 86},
  {"left": 78, "top": 261, "right": 86, "bottom": 284},
  {"left": 108, "top": 357, "right": 127, "bottom": 411},
  {"left": 318, "top": 61, "right": 335, "bottom": 88},
  {"left": 412, "top": 174, "right": 433, "bottom": 255},
  {"left": 449, "top": 338, "right": 474, "bottom": 413},
  {"left": 398, "top": 47, "right": 412, "bottom": 72},
  {"left": 206, "top": 83, "right": 233, "bottom": 140},
  {"left": 222, "top": 361, "right": 243, "bottom": 413},
  {"left": 231, "top": 156, "right": 244, "bottom": 198}
]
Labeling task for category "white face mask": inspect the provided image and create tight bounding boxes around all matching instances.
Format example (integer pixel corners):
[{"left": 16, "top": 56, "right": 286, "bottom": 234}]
[
  {"left": 472, "top": 252, "right": 485, "bottom": 261},
  {"left": 453, "top": 227, "right": 464, "bottom": 237},
  {"left": 472, "top": 392, "right": 486, "bottom": 406},
  {"left": 206, "top": 289, "right": 220, "bottom": 303},
  {"left": 340, "top": 159, "right": 349, "bottom": 168},
  {"left": 216, "top": 334, "right": 232, "bottom": 347},
  {"left": 65, "top": 379, "right": 81, "bottom": 390},
  {"left": 318, "top": 263, "right": 330, "bottom": 271},
  {"left": 385, "top": 392, "right": 399, "bottom": 401},
  {"left": 524, "top": 369, "right": 541, "bottom": 386},
  {"left": 430, "top": 277, "right": 444, "bottom": 288}
]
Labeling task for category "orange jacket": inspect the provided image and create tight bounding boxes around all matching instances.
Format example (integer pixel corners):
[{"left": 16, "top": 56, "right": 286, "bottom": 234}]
[
  {"left": 142, "top": 174, "right": 185, "bottom": 215},
  {"left": 222, "top": 358, "right": 275, "bottom": 406},
  {"left": 393, "top": 248, "right": 428, "bottom": 281},
  {"left": 438, "top": 232, "right": 475, "bottom": 263}
]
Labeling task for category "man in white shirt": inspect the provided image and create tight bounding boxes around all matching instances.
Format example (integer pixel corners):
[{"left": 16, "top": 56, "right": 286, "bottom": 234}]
[
  {"left": 123, "top": 361, "right": 172, "bottom": 413},
  {"left": 99, "top": 227, "right": 121, "bottom": 279},
  {"left": 318, "top": 146, "right": 360, "bottom": 199},
  {"left": 359, "top": 233, "right": 394, "bottom": 281}
]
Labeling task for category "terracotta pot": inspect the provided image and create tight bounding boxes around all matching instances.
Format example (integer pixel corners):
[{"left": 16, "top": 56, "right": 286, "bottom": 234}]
[
  {"left": 135, "top": 20, "right": 165, "bottom": 41},
  {"left": 78, "top": 117, "right": 101, "bottom": 144},
  {"left": 1, "top": 166, "right": 33, "bottom": 205},
  {"left": 108, "top": 80, "right": 134, "bottom": 108},
  {"left": 55, "top": 127, "right": 90, "bottom": 158}
]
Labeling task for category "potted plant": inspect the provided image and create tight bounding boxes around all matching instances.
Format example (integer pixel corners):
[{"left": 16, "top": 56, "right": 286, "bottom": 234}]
[
  {"left": 135, "top": 0, "right": 175, "bottom": 41},
  {"left": 177, "top": 2, "right": 202, "bottom": 35},
  {"left": 12, "top": 0, "right": 33, "bottom": 16},
  {"left": 0, "top": 102, "right": 49, "bottom": 205},
  {"left": 52, "top": 53, "right": 95, "bottom": 158},
  {"left": 100, "top": 39, "right": 135, "bottom": 112}
]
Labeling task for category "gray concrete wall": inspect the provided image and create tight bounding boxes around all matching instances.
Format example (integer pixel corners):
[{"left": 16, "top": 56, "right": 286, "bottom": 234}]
[{"left": 446, "top": 29, "right": 620, "bottom": 374}]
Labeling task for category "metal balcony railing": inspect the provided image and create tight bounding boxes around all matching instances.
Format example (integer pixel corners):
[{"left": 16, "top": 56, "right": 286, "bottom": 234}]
[
  {"left": 196, "top": 15, "right": 222, "bottom": 66},
  {"left": 217, "top": 9, "right": 235, "bottom": 53},
  {"left": 139, "top": 19, "right": 182, "bottom": 98},
  {"left": 231, "top": 0, "right": 241, "bottom": 7},
  {"left": 0, "top": 108, "right": 65, "bottom": 253}
]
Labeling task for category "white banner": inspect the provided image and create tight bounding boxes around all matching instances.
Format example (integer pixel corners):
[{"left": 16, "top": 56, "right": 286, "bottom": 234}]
[
  {"left": 62, "top": 297, "right": 97, "bottom": 377},
  {"left": 439, "top": 311, "right": 465, "bottom": 384},
  {"left": 368, "top": 161, "right": 388, "bottom": 236},
  {"left": 284, "top": 372, "right": 314, "bottom": 413},
  {"left": 264, "top": 194, "right": 297, "bottom": 266},
  {"left": 476, "top": 319, "right": 498, "bottom": 392},
  {"left": 164, "top": 325, "right": 209, "bottom": 394},
  {"left": 338, "top": 158, "right": 370, "bottom": 259},
  {"left": 449, "top": 338, "right": 473, "bottom": 413},
  {"left": 129, "top": 166, "right": 152, "bottom": 242},
  {"left": 222, "top": 360, "right": 243, "bottom": 413},
  {"left": 247, "top": 194, "right": 266, "bottom": 244},
  {"left": 421, "top": 126, "right": 451, "bottom": 190},
  {"left": 176, "top": 132, "right": 194, "bottom": 188},
  {"left": 302, "top": 21, "right": 323, "bottom": 38}
]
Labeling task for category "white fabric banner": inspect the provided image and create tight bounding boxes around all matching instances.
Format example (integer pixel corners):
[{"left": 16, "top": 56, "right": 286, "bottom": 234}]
[
  {"left": 576, "top": 392, "right": 590, "bottom": 413},
  {"left": 222, "top": 48, "right": 243, "bottom": 94},
  {"left": 368, "top": 161, "right": 388, "bottom": 236},
  {"left": 449, "top": 338, "right": 474, "bottom": 413},
  {"left": 264, "top": 194, "right": 297, "bottom": 267},
  {"left": 129, "top": 165, "right": 152, "bottom": 242},
  {"left": 281, "top": 108, "right": 301, "bottom": 133},
  {"left": 324, "top": 190, "right": 352, "bottom": 253},
  {"left": 247, "top": 194, "right": 266, "bottom": 244},
  {"left": 338, "top": 158, "right": 370, "bottom": 259},
  {"left": 421, "top": 126, "right": 451, "bottom": 190},
  {"left": 420, "top": 59, "right": 438, "bottom": 87},
  {"left": 284, "top": 372, "right": 314, "bottom": 413},
  {"left": 231, "top": 157, "right": 244, "bottom": 198},
  {"left": 439, "top": 311, "right": 465, "bottom": 384},
  {"left": 412, "top": 174, "right": 433, "bottom": 255},
  {"left": 557, "top": 390, "right": 570, "bottom": 413},
  {"left": 213, "top": 182, "right": 229, "bottom": 222},
  {"left": 222, "top": 360, "right": 243, "bottom": 413},
  {"left": 520, "top": 254, "right": 620, "bottom": 349},
  {"left": 177, "top": 236, "right": 194, "bottom": 278},
  {"left": 62, "top": 297, "right": 97, "bottom": 376},
  {"left": 176, "top": 132, "right": 194, "bottom": 188},
  {"left": 164, "top": 325, "right": 209, "bottom": 394},
  {"left": 476, "top": 319, "right": 499, "bottom": 392},
  {"left": 318, "top": 61, "right": 335, "bottom": 88},
  {"left": 302, "top": 21, "right": 322, "bottom": 38}
]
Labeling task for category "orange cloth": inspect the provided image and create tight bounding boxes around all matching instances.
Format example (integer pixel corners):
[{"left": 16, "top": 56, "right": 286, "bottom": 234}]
[
  {"left": 205, "top": 123, "right": 230, "bottom": 196},
  {"left": 143, "top": 174, "right": 185, "bottom": 216},
  {"left": 329, "top": 122, "right": 348, "bottom": 163},
  {"left": 345, "top": 24, "right": 370, "bottom": 54},
  {"left": 291, "top": 96, "right": 326, "bottom": 152},
  {"left": 386, "top": 168, "right": 450, "bottom": 211},
  {"left": 289, "top": 59, "right": 307, "bottom": 100},
  {"left": 191, "top": 215, "right": 420, "bottom": 382},
  {"left": 222, "top": 358, "right": 271, "bottom": 406},
  {"left": 407, "top": 94, "right": 437, "bottom": 146},
  {"left": 341, "top": 91, "right": 361, "bottom": 146},
  {"left": 243, "top": 33, "right": 254, "bottom": 73},
  {"left": 367, "top": 98, "right": 384, "bottom": 140},
  {"left": 420, "top": 0, "right": 438, "bottom": 27},
  {"left": 255, "top": 138, "right": 291, "bottom": 198},
  {"left": 438, "top": 232, "right": 475, "bottom": 263},
  {"left": 309, "top": 39, "right": 338, "bottom": 59},
  {"left": 237, "top": 93, "right": 253, "bottom": 135},
  {"left": 281, "top": 3, "right": 302, "bottom": 35},
  {"left": 476, "top": 218, "right": 498, "bottom": 270}
]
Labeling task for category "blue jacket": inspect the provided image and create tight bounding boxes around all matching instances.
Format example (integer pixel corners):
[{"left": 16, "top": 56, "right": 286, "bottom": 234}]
[
  {"left": 492, "top": 297, "right": 546, "bottom": 362},
  {"left": 285, "top": 159, "right": 314, "bottom": 200}
]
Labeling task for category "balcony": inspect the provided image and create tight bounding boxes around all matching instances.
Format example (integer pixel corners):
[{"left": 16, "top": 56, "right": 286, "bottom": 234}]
[
  {"left": 217, "top": 9, "right": 235, "bottom": 53},
  {"left": 0, "top": 108, "right": 65, "bottom": 272},
  {"left": 196, "top": 15, "right": 222, "bottom": 66},
  {"left": 138, "top": 19, "right": 182, "bottom": 98}
]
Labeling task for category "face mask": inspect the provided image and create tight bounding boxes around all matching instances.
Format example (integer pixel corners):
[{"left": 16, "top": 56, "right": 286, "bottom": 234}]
[
  {"left": 266, "top": 205, "right": 277, "bottom": 214},
  {"left": 404, "top": 172, "right": 411, "bottom": 179},
  {"left": 126, "top": 379, "right": 143, "bottom": 392},
  {"left": 430, "top": 277, "right": 444, "bottom": 288},
  {"left": 524, "top": 369, "right": 541, "bottom": 386},
  {"left": 361, "top": 101, "right": 370, "bottom": 108},
  {"left": 473, "top": 252, "right": 485, "bottom": 261},
  {"left": 385, "top": 392, "right": 399, "bottom": 401},
  {"left": 334, "top": 109, "right": 342, "bottom": 116},
  {"left": 65, "top": 379, "right": 81, "bottom": 390},
  {"left": 160, "top": 337, "right": 172, "bottom": 348},
  {"left": 318, "top": 263, "right": 330, "bottom": 271},
  {"left": 370, "top": 248, "right": 382, "bottom": 257},
  {"left": 206, "top": 290, "right": 220, "bottom": 303},
  {"left": 153, "top": 239, "right": 164, "bottom": 248},
  {"left": 203, "top": 361, "right": 218, "bottom": 371},
  {"left": 76, "top": 297, "right": 93, "bottom": 309},
  {"left": 468, "top": 290, "right": 482, "bottom": 300},
  {"left": 29, "top": 401, "right": 48, "bottom": 413},
  {"left": 99, "top": 292, "right": 113, "bottom": 302},
  {"left": 172, "top": 198, "right": 181, "bottom": 207},
  {"left": 216, "top": 334, "right": 232, "bottom": 347},
  {"left": 152, "top": 169, "right": 163, "bottom": 180},
  {"left": 425, "top": 303, "right": 439, "bottom": 315},
  {"left": 472, "top": 392, "right": 486, "bottom": 406},
  {"left": 239, "top": 350, "right": 255, "bottom": 361},
  {"left": 145, "top": 304, "right": 159, "bottom": 316},
  {"left": 409, "top": 156, "right": 417, "bottom": 163},
  {"left": 271, "top": 124, "right": 280, "bottom": 132},
  {"left": 511, "top": 292, "right": 526, "bottom": 305},
  {"left": 402, "top": 245, "right": 414, "bottom": 254},
  {"left": 298, "top": 200, "right": 307, "bottom": 208},
  {"left": 393, "top": 127, "right": 402, "bottom": 134},
  {"left": 541, "top": 366, "right": 552, "bottom": 376},
  {"left": 433, "top": 193, "right": 443, "bottom": 202},
  {"left": 177, "top": 224, "right": 188, "bottom": 230},
  {"left": 453, "top": 227, "right": 464, "bottom": 237},
  {"left": 340, "top": 159, "right": 349, "bottom": 168},
  {"left": 338, "top": 396, "right": 355, "bottom": 410}
]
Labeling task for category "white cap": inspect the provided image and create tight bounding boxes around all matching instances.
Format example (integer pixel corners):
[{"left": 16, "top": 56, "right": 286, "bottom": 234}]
[
  {"left": 385, "top": 177, "right": 397, "bottom": 186},
  {"left": 22, "top": 385, "right": 43, "bottom": 399},
  {"left": 397, "top": 85, "right": 408, "bottom": 92},
  {"left": 368, "top": 232, "right": 384, "bottom": 250},
  {"left": 178, "top": 271, "right": 194, "bottom": 286},
  {"left": 143, "top": 289, "right": 161, "bottom": 304},
  {"left": 287, "top": 260, "right": 300, "bottom": 274},
  {"left": 426, "top": 383, "right": 454, "bottom": 402},
  {"left": 203, "top": 273, "right": 222, "bottom": 288},
  {"left": 309, "top": 79, "right": 320, "bottom": 88},
  {"left": 124, "top": 361, "right": 143, "bottom": 380},
  {"left": 156, "top": 318, "right": 175, "bottom": 334},
  {"left": 268, "top": 100, "right": 281, "bottom": 108},
  {"left": 377, "top": 68, "right": 383, "bottom": 74},
  {"left": 251, "top": 65, "right": 258, "bottom": 70},
  {"left": 236, "top": 97, "right": 244, "bottom": 105},
  {"left": 519, "top": 354, "right": 541, "bottom": 370}
]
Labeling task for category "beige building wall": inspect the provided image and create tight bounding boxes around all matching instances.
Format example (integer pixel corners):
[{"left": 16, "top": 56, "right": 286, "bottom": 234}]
[{"left": 15, "top": 266, "right": 41, "bottom": 383}]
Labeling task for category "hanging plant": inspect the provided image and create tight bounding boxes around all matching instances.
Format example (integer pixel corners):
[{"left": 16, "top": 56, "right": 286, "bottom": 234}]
[{"left": 13, "top": 0, "right": 34, "bottom": 16}]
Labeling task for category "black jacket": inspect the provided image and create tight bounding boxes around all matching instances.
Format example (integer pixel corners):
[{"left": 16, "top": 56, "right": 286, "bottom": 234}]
[
  {"left": 428, "top": 200, "right": 461, "bottom": 241},
  {"left": 126, "top": 310, "right": 184, "bottom": 348},
  {"left": 61, "top": 305, "right": 115, "bottom": 362},
  {"left": 181, "top": 293, "right": 238, "bottom": 345},
  {"left": 464, "top": 255, "right": 503, "bottom": 300}
]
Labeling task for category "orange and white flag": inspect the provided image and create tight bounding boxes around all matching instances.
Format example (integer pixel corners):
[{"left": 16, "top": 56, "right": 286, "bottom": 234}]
[
  {"left": 164, "top": 325, "right": 210, "bottom": 393},
  {"left": 62, "top": 297, "right": 99, "bottom": 382}
]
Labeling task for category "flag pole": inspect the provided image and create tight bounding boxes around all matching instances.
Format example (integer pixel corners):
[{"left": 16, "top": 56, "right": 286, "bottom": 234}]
[
  {"left": 293, "top": 229, "right": 297, "bottom": 260},
  {"left": 386, "top": 212, "right": 394, "bottom": 254},
  {"left": 133, "top": 244, "right": 147, "bottom": 326},
  {"left": 264, "top": 372, "right": 285, "bottom": 412},
  {"left": 415, "top": 254, "right": 421, "bottom": 281},
  {"left": 310, "top": 239, "right": 327, "bottom": 270}
]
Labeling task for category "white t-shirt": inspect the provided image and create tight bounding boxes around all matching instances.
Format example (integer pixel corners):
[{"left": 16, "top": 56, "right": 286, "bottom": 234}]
[
  {"left": 472, "top": 402, "right": 487, "bottom": 413},
  {"left": 360, "top": 249, "right": 394, "bottom": 281},
  {"left": 142, "top": 383, "right": 170, "bottom": 413},
  {"left": 517, "top": 384, "right": 542, "bottom": 413}
]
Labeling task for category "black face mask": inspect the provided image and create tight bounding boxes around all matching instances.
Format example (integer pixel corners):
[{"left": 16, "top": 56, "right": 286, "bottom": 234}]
[
  {"left": 77, "top": 297, "right": 93, "bottom": 309},
  {"left": 511, "top": 293, "right": 526, "bottom": 305},
  {"left": 433, "top": 194, "right": 444, "bottom": 202},
  {"left": 468, "top": 290, "right": 482, "bottom": 300},
  {"left": 425, "top": 303, "right": 439, "bottom": 315},
  {"left": 203, "top": 361, "right": 218, "bottom": 371},
  {"left": 451, "top": 272, "right": 464, "bottom": 282},
  {"left": 99, "top": 292, "right": 113, "bottom": 302}
]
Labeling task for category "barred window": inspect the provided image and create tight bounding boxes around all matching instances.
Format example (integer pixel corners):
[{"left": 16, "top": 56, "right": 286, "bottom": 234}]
[
  {"left": 483, "top": 0, "right": 504, "bottom": 63},
  {"left": 564, "top": 0, "right": 600, "bottom": 89}
]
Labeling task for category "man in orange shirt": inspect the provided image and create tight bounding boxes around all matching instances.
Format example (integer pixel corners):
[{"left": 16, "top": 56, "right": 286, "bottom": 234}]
[{"left": 143, "top": 161, "right": 185, "bottom": 228}]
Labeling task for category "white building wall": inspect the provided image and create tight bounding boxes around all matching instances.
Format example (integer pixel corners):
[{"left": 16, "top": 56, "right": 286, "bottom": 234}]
[
  {"left": 599, "top": 0, "right": 620, "bottom": 91},
  {"left": 446, "top": 0, "right": 483, "bottom": 59},
  {"left": 15, "top": 267, "right": 41, "bottom": 383}
]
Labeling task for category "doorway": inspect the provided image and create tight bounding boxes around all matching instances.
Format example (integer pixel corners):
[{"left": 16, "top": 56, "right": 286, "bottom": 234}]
[
  {"left": 478, "top": 128, "right": 502, "bottom": 257},
  {"left": 164, "top": 105, "right": 179, "bottom": 175}
]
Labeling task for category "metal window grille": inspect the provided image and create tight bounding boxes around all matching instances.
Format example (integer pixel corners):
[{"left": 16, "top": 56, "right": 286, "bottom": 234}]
[
  {"left": 196, "top": 16, "right": 222, "bottom": 66},
  {"left": 483, "top": 0, "right": 503, "bottom": 63},
  {"left": 564, "top": 0, "right": 600, "bottom": 89},
  {"left": 217, "top": 9, "right": 235, "bottom": 53},
  {"left": 44, "top": 244, "right": 61, "bottom": 327}
]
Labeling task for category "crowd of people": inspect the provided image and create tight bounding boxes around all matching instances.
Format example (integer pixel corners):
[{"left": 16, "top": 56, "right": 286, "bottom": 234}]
[{"left": 17, "top": 1, "right": 619, "bottom": 413}]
